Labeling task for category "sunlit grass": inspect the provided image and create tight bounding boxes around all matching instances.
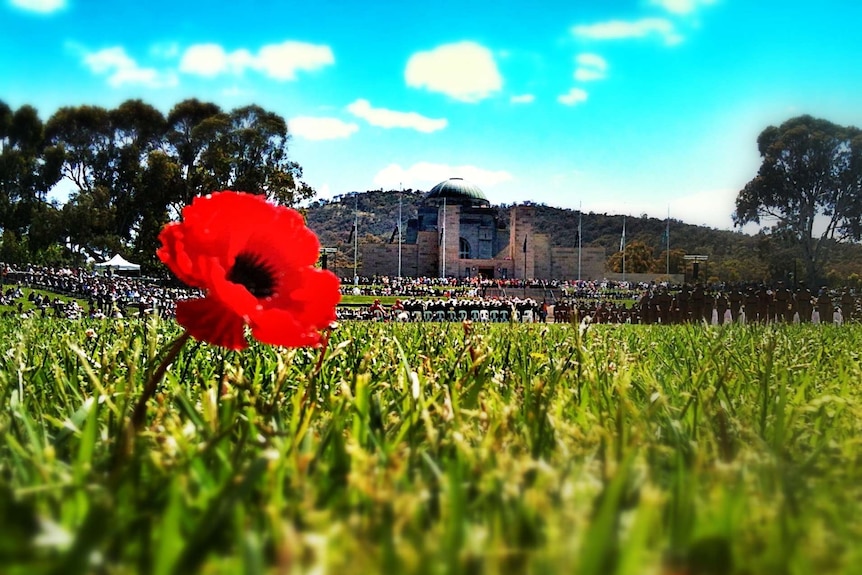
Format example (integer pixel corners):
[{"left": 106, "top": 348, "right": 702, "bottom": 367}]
[{"left": 1, "top": 317, "right": 861, "bottom": 574}]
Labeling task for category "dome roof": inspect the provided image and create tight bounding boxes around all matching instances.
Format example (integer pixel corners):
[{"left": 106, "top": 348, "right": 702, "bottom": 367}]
[{"left": 425, "top": 178, "right": 489, "bottom": 206}]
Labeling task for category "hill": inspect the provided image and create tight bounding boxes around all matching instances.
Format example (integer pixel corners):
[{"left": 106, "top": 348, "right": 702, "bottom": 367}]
[{"left": 304, "top": 190, "right": 862, "bottom": 285}]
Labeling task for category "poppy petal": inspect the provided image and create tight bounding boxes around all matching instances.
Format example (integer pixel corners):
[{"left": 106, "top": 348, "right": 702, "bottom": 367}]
[
  {"left": 182, "top": 192, "right": 278, "bottom": 263},
  {"left": 212, "top": 280, "right": 260, "bottom": 321},
  {"left": 176, "top": 298, "right": 247, "bottom": 350},
  {"left": 157, "top": 224, "right": 205, "bottom": 287},
  {"left": 250, "top": 308, "right": 322, "bottom": 348},
  {"left": 286, "top": 268, "right": 341, "bottom": 327}
]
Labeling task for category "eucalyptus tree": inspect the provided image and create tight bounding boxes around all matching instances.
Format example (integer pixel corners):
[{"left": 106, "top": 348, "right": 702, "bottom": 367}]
[
  {"left": 110, "top": 99, "right": 166, "bottom": 241},
  {"left": 37, "top": 98, "right": 317, "bottom": 264},
  {"left": 734, "top": 115, "right": 862, "bottom": 284},
  {"left": 165, "top": 101, "right": 314, "bottom": 210},
  {"left": 132, "top": 150, "right": 184, "bottom": 268},
  {"left": 0, "top": 101, "right": 63, "bottom": 261},
  {"left": 221, "top": 104, "right": 315, "bottom": 206},
  {"left": 45, "top": 100, "right": 166, "bottom": 258},
  {"left": 164, "top": 98, "right": 226, "bottom": 216},
  {"left": 606, "top": 240, "right": 657, "bottom": 274}
]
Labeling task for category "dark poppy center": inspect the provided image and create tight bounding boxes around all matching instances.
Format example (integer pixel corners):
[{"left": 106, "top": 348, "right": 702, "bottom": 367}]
[{"left": 227, "top": 253, "right": 276, "bottom": 298}]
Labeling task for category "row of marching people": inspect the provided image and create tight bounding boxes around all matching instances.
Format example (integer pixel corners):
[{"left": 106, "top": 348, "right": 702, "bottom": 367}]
[
  {"left": 346, "top": 297, "right": 548, "bottom": 323},
  {"left": 553, "top": 283, "right": 861, "bottom": 325}
]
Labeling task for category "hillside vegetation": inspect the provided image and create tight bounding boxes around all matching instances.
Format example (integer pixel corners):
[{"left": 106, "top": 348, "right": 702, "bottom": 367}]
[{"left": 304, "top": 190, "right": 862, "bottom": 285}]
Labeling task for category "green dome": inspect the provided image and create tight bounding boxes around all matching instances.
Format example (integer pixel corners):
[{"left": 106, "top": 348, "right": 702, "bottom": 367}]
[{"left": 425, "top": 178, "right": 489, "bottom": 206}]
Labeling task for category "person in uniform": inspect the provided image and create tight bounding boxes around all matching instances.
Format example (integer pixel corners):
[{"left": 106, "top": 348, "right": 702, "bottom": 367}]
[
  {"left": 715, "top": 290, "right": 729, "bottom": 325},
  {"left": 655, "top": 286, "right": 673, "bottom": 324},
  {"left": 727, "top": 284, "right": 743, "bottom": 323},
  {"left": 816, "top": 288, "right": 833, "bottom": 324},
  {"left": 840, "top": 289, "right": 855, "bottom": 323},
  {"left": 774, "top": 282, "right": 792, "bottom": 323},
  {"left": 690, "top": 283, "right": 705, "bottom": 324},
  {"left": 795, "top": 284, "right": 813, "bottom": 323},
  {"left": 638, "top": 289, "right": 653, "bottom": 325},
  {"left": 756, "top": 284, "right": 771, "bottom": 324},
  {"left": 744, "top": 286, "right": 759, "bottom": 324},
  {"left": 676, "top": 284, "right": 691, "bottom": 324}
]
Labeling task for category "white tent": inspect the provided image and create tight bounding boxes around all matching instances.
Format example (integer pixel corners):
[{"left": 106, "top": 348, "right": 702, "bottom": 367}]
[{"left": 95, "top": 254, "right": 140, "bottom": 272}]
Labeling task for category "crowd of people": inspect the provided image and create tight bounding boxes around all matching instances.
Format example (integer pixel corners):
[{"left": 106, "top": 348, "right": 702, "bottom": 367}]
[
  {"left": 2, "top": 264, "right": 199, "bottom": 319},
  {"left": 339, "top": 275, "right": 573, "bottom": 298},
  {"left": 3, "top": 264, "right": 860, "bottom": 326}
]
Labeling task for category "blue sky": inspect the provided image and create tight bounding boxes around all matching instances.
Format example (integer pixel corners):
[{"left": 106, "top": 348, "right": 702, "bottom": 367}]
[{"left": 3, "top": 0, "right": 861, "bottom": 230}]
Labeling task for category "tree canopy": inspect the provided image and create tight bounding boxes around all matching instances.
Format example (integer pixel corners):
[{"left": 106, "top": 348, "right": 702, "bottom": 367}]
[
  {"left": 734, "top": 115, "right": 862, "bottom": 285},
  {"left": 0, "top": 98, "right": 314, "bottom": 270}
]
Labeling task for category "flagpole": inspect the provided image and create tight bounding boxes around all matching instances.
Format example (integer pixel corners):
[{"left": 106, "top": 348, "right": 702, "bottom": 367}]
[
  {"left": 398, "top": 185, "right": 403, "bottom": 279},
  {"left": 577, "top": 202, "right": 582, "bottom": 282},
  {"left": 441, "top": 197, "right": 446, "bottom": 278},
  {"left": 621, "top": 215, "right": 626, "bottom": 283},
  {"left": 666, "top": 206, "right": 670, "bottom": 278},
  {"left": 353, "top": 192, "right": 358, "bottom": 285}
]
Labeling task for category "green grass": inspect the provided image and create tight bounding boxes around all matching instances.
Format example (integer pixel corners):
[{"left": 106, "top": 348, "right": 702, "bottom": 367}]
[{"left": 1, "top": 317, "right": 861, "bottom": 574}]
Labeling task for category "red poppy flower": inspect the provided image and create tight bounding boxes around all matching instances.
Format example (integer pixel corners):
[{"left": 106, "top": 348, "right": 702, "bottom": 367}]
[{"left": 157, "top": 191, "right": 340, "bottom": 350}]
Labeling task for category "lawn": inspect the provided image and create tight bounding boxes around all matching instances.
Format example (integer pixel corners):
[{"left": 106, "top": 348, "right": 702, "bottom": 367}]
[{"left": 1, "top": 317, "right": 860, "bottom": 574}]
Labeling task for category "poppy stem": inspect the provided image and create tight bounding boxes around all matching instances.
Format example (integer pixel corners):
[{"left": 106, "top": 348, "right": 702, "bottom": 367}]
[
  {"left": 312, "top": 328, "right": 332, "bottom": 377},
  {"left": 130, "top": 329, "right": 192, "bottom": 433},
  {"left": 301, "top": 328, "right": 332, "bottom": 410},
  {"left": 112, "top": 329, "right": 191, "bottom": 474}
]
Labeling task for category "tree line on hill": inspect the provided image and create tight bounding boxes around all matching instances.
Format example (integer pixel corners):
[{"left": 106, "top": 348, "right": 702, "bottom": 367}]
[{"left": 304, "top": 189, "right": 862, "bottom": 287}]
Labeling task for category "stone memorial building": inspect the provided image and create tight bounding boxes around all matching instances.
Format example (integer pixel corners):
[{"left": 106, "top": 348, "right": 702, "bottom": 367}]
[{"left": 357, "top": 177, "right": 606, "bottom": 280}]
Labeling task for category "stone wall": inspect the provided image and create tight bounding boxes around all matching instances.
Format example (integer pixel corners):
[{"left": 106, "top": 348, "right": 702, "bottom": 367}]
[
  {"left": 548, "top": 247, "right": 607, "bottom": 281},
  {"left": 532, "top": 233, "right": 551, "bottom": 280},
  {"left": 358, "top": 243, "right": 419, "bottom": 277},
  {"left": 415, "top": 230, "right": 439, "bottom": 277}
]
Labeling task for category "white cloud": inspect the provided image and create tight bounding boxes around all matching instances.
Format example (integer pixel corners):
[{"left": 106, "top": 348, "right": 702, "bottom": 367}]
[
  {"left": 10, "top": 0, "right": 64, "bottom": 13},
  {"left": 346, "top": 99, "right": 447, "bottom": 133},
  {"left": 179, "top": 41, "right": 334, "bottom": 80},
  {"left": 83, "top": 47, "right": 178, "bottom": 88},
  {"left": 255, "top": 41, "right": 334, "bottom": 80},
  {"left": 289, "top": 117, "right": 359, "bottom": 141},
  {"left": 558, "top": 87, "right": 588, "bottom": 106},
  {"left": 650, "top": 0, "right": 715, "bottom": 15},
  {"left": 510, "top": 94, "right": 535, "bottom": 104},
  {"left": 405, "top": 41, "right": 502, "bottom": 102},
  {"left": 373, "top": 162, "right": 513, "bottom": 189},
  {"left": 572, "top": 18, "right": 683, "bottom": 45},
  {"left": 179, "top": 44, "right": 260, "bottom": 77},
  {"left": 179, "top": 44, "right": 230, "bottom": 76},
  {"left": 574, "top": 53, "right": 607, "bottom": 82}
]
